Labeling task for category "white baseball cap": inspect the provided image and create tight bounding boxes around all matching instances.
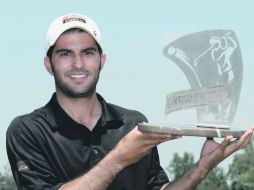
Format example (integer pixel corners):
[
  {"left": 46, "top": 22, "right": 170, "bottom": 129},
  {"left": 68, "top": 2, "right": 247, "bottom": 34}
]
[{"left": 45, "top": 13, "right": 102, "bottom": 54}]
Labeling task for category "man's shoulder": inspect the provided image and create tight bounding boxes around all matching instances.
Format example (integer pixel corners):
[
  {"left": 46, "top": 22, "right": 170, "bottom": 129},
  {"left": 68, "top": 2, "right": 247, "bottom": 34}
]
[{"left": 7, "top": 106, "right": 49, "bottom": 135}]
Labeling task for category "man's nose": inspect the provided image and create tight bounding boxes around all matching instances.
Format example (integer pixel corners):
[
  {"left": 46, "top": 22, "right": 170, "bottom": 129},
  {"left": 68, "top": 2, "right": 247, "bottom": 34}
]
[{"left": 72, "top": 54, "right": 83, "bottom": 68}]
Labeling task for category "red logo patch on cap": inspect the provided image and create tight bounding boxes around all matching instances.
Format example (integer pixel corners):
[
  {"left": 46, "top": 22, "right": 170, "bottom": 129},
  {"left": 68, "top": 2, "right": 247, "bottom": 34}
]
[{"left": 62, "top": 15, "right": 86, "bottom": 24}]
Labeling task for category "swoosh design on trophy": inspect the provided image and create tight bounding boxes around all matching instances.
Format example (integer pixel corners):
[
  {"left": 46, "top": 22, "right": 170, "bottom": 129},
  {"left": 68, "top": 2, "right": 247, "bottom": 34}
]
[{"left": 163, "top": 30, "right": 243, "bottom": 127}]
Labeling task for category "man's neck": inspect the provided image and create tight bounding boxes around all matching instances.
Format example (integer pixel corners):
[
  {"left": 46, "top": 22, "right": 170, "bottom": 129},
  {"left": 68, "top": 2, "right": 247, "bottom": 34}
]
[{"left": 56, "top": 91, "right": 102, "bottom": 130}]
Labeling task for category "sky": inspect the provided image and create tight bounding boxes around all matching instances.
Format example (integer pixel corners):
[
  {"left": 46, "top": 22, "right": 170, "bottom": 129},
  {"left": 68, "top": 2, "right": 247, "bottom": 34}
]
[{"left": 1, "top": 0, "right": 254, "bottom": 175}]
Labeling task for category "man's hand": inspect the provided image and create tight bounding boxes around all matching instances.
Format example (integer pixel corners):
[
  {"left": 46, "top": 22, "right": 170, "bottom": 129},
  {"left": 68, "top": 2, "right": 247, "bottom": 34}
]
[
  {"left": 198, "top": 127, "right": 254, "bottom": 177},
  {"left": 161, "top": 126, "right": 254, "bottom": 190},
  {"left": 111, "top": 127, "right": 181, "bottom": 168}
]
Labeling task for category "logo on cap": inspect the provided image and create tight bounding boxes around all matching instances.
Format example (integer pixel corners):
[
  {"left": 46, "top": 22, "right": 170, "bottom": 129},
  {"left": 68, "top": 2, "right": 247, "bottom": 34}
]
[{"left": 62, "top": 15, "right": 86, "bottom": 24}]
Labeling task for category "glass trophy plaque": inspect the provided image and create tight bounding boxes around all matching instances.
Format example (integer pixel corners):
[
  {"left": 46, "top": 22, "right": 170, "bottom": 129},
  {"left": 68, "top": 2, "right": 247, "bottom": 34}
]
[{"left": 138, "top": 30, "right": 245, "bottom": 138}]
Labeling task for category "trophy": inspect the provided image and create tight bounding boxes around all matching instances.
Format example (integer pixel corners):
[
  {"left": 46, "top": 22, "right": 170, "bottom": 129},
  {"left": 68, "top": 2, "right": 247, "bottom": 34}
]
[{"left": 138, "top": 30, "right": 245, "bottom": 138}]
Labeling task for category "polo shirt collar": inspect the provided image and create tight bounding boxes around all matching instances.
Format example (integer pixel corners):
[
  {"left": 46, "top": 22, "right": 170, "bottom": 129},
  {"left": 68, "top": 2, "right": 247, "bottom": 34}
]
[{"left": 45, "top": 93, "right": 124, "bottom": 129}]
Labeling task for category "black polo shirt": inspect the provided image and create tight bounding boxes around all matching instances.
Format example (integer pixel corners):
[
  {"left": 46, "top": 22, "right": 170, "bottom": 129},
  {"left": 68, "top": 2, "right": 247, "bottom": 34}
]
[{"left": 6, "top": 93, "right": 169, "bottom": 190}]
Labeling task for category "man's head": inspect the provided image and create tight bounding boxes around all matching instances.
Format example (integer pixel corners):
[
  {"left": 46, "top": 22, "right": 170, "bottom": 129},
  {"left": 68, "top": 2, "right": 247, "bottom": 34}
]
[
  {"left": 46, "top": 28, "right": 102, "bottom": 62},
  {"left": 44, "top": 13, "right": 106, "bottom": 98}
]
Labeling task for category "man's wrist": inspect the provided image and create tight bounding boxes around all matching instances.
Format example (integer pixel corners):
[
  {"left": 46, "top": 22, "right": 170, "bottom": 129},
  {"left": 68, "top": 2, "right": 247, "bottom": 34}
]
[
  {"left": 196, "top": 160, "right": 210, "bottom": 180},
  {"left": 105, "top": 148, "right": 127, "bottom": 173}
]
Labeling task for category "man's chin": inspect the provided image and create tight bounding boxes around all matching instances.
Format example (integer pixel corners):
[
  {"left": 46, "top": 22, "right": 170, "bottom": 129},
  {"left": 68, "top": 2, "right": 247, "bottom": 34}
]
[{"left": 59, "top": 89, "right": 95, "bottom": 99}]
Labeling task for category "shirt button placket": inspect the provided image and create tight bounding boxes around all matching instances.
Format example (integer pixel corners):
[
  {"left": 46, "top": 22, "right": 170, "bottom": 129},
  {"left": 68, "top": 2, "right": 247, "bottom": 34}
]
[{"left": 93, "top": 148, "right": 98, "bottom": 155}]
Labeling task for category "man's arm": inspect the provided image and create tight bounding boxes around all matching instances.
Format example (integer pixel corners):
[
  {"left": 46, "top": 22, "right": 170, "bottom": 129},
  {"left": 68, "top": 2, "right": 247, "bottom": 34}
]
[
  {"left": 58, "top": 149, "right": 122, "bottom": 190},
  {"left": 59, "top": 127, "right": 179, "bottom": 190},
  {"left": 161, "top": 127, "right": 254, "bottom": 190}
]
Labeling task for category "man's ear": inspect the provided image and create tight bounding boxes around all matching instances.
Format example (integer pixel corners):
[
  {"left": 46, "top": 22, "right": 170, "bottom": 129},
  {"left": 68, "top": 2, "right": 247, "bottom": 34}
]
[
  {"left": 100, "top": 53, "right": 106, "bottom": 70},
  {"left": 44, "top": 57, "right": 54, "bottom": 76}
]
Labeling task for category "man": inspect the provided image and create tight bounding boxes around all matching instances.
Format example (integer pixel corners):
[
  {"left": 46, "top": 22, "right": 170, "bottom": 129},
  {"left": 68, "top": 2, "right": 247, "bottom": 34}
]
[{"left": 6, "top": 13, "right": 253, "bottom": 190}]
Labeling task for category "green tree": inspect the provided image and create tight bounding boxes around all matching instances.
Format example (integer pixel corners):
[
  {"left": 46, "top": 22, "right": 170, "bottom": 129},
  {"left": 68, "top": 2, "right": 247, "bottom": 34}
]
[
  {"left": 166, "top": 151, "right": 229, "bottom": 190},
  {"left": 197, "top": 167, "right": 229, "bottom": 190},
  {"left": 166, "top": 152, "right": 194, "bottom": 180},
  {"left": 228, "top": 137, "right": 254, "bottom": 190},
  {"left": 0, "top": 165, "right": 16, "bottom": 190}
]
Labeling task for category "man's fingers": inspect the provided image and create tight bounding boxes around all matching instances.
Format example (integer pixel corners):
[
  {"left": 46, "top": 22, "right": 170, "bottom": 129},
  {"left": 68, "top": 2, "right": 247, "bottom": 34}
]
[
  {"left": 137, "top": 130, "right": 182, "bottom": 146},
  {"left": 223, "top": 129, "right": 253, "bottom": 155},
  {"left": 220, "top": 135, "right": 233, "bottom": 148},
  {"left": 140, "top": 130, "right": 181, "bottom": 140},
  {"left": 136, "top": 126, "right": 183, "bottom": 142},
  {"left": 234, "top": 129, "right": 253, "bottom": 149}
]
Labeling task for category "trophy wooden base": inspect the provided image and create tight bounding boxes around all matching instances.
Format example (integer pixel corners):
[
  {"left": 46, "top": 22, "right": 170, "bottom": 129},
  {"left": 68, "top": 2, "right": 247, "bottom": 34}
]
[{"left": 138, "top": 123, "right": 245, "bottom": 138}]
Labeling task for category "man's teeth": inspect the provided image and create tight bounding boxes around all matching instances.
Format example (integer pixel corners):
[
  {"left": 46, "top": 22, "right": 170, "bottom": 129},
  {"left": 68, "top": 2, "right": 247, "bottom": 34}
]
[{"left": 70, "top": 74, "right": 87, "bottom": 78}]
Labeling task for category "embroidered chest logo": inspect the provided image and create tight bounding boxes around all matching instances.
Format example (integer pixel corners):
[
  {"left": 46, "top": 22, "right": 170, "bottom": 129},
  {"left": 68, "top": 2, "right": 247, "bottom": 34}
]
[{"left": 17, "top": 160, "right": 30, "bottom": 172}]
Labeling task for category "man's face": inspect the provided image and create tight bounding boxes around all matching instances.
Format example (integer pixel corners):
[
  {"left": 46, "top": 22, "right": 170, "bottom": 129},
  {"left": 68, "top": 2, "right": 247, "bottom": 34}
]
[{"left": 46, "top": 31, "right": 105, "bottom": 98}]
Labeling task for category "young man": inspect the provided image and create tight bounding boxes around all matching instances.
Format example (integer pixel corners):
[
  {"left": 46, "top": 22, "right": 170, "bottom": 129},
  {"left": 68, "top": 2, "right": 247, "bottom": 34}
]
[{"left": 6, "top": 13, "right": 253, "bottom": 190}]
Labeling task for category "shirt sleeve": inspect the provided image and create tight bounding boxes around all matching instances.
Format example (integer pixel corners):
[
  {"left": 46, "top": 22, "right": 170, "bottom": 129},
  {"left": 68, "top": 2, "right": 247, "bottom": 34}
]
[
  {"left": 6, "top": 116, "right": 64, "bottom": 190},
  {"left": 147, "top": 147, "right": 169, "bottom": 190}
]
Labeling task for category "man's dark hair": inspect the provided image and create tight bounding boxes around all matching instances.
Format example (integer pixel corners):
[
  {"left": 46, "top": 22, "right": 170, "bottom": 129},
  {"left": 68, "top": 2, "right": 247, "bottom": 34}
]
[{"left": 46, "top": 28, "right": 103, "bottom": 61}]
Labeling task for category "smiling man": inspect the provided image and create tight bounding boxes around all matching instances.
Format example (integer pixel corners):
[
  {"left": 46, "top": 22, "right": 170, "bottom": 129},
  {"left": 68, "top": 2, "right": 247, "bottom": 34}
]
[{"left": 6, "top": 13, "right": 254, "bottom": 190}]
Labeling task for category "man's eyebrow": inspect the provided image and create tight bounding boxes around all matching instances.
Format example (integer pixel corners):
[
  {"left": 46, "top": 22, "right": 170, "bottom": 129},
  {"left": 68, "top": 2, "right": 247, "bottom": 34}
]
[
  {"left": 82, "top": 47, "right": 98, "bottom": 52},
  {"left": 55, "top": 48, "right": 72, "bottom": 54}
]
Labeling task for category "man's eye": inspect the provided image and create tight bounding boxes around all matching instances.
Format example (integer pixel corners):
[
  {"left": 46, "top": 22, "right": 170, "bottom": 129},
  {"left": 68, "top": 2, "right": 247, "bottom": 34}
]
[
  {"left": 84, "top": 51, "right": 94, "bottom": 55},
  {"left": 60, "top": 52, "right": 71, "bottom": 56}
]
